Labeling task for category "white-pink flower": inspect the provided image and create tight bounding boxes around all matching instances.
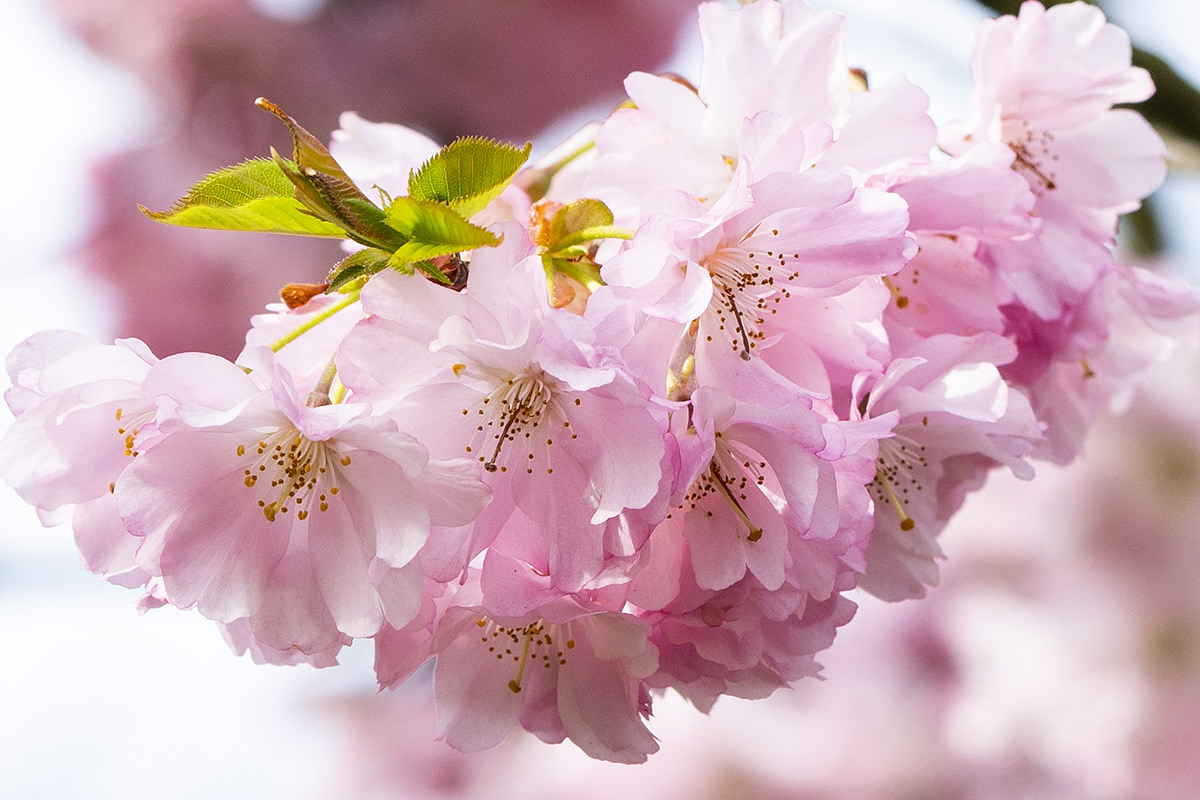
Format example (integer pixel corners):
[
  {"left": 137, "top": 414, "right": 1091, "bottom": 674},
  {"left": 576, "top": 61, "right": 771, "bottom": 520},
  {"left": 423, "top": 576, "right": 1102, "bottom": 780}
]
[
  {"left": 426, "top": 586, "right": 659, "bottom": 763},
  {"left": 854, "top": 332, "right": 1042, "bottom": 600},
  {"left": 340, "top": 224, "right": 669, "bottom": 592},
  {"left": 0, "top": 332, "right": 159, "bottom": 586},
  {"left": 602, "top": 148, "right": 913, "bottom": 402},
  {"left": 117, "top": 352, "right": 489, "bottom": 654},
  {"left": 942, "top": 0, "right": 1165, "bottom": 319}
]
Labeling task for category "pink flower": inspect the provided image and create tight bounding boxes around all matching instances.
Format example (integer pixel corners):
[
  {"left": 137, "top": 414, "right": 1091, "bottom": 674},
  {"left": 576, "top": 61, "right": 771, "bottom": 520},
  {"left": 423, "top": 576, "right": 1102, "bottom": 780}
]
[
  {"left": 241, "top": 292, "right": 363, "bottom": 393},
  {"left": 878, "top": 144, "right": 1036, "bottom": 346},
  {"left": 1, "top": 332, "right": 157, "bottom": 514},
  {"left": 340, "top": 224, "right": 669, "bottom": 592},
  {"left": 602, "top": 147, "right": 913, "bottom": 401},
  {"left": 427, "top": 585, "right": 659, "bottom": 763},
  {"left": 853, "top": 333, "right": 1042, "bottom": 600},
  {"left": 116, "top": 352, "right": 489, "bottom": 654},
  {"left": 640, "top": 567, "right": 859, "bottom": 707},
  {"left": 588, "top": 0, "right": 935, "bottom": 217},
  {"left": 0, "top": 332, "right": 159, "bottom": 586},
  {"left": 650, "top": 385, "right": 862, "bottom": 593},
  {"left": 220, "top": 616, "right": 349, "bottom": 668},
  {"left": 1002, "top": 264, "right": 1200, "bottom": 464},
  {"left": 942, "top": 0, "right": 1164, "bottom": 320},
  {"left": 328, "top": 112, "right": 441, "bottom": 203},
  {"left": 587, "top": 0, "right": 849, "bottom": 210}
]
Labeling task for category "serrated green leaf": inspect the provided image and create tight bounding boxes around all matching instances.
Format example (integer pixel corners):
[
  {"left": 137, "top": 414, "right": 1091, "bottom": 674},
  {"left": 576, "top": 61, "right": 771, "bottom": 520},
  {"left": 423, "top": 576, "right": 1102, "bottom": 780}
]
[
  {"left": 270, "top": 149, "right": 403, "bottom": 249},
  {"left": 383, "top": 196, "right": 499, "bottom": 260},
  {"left": 140, "top": 158, "right": 348, "bottom": 237},
  {"left": 408, "top": 137, "right": 532, "bottom": 218},
  {"left": 408, "top": 258, "right": 452, "bottom": 285},
  {"left": 388, "top": 239, "right": 475, "bottom": 264},
  {"left": 258, "top": 98, "right": 405, "bottom": 249},
  {"left": 326, "top": 247, "right": 392, "bottom": 292}
]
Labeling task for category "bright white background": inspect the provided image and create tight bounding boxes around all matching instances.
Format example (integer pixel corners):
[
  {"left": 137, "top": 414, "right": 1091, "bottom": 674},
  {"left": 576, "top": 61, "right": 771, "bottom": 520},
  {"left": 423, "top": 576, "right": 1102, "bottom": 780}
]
[{"left": 2, "top": 1, "right": 1199, "bottom": 798}]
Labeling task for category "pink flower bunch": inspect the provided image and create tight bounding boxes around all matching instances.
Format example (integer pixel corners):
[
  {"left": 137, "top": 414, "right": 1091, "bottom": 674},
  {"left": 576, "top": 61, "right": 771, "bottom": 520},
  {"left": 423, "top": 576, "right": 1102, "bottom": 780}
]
[{"left": 4, "top": 0, "right": 1195, "bottom": 763}]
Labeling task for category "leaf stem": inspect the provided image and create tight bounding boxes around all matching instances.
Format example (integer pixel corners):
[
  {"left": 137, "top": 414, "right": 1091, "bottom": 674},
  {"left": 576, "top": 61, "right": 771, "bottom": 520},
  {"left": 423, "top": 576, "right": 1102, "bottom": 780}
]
[{"left": 552, "top": 225, "right": 634, "bottom": 252}]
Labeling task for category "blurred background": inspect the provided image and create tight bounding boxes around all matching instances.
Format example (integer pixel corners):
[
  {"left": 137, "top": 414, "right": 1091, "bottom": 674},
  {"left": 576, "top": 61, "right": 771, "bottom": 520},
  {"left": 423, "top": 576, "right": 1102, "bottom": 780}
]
[{"left": 2, "top": 0, "right": 1200, "bottom": 797}]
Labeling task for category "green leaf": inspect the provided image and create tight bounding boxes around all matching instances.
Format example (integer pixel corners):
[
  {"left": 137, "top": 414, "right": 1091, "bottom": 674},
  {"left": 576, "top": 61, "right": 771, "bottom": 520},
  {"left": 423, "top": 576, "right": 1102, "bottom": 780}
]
[
  {"left": 407, "top": 259, "right": 453, "bottom": 285},
  {"left": 408, "top": 137, "right": 532, "bottom": 218},
  {"left": 326, "top": 247, "right": 392, "bottom": 292},
  {"left": 539, "top": 198, "right": 615, "bottom": 253},
  {"left": 139, "top": 158, "right": 348, "bottom": 237},
  {"left": 534, "top": 199, "right": 617, "bottom": 306},
  {"left": 258, "top": 98, "right": 403, "bottom": 249},
  {"left": 257, "top": 98, "right": 363, "bottom": 194},
  {"left": 383, "top": 196, "right": 499, "bottom": 263}
]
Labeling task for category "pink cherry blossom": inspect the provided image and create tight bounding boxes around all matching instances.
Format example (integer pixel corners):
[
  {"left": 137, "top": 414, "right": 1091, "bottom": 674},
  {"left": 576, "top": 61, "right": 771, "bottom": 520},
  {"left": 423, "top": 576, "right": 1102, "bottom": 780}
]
[
  {"left": 373, "top": 569, "right": 660, "bottom": 764},
  {"left": 5, "top": 0, "right": 1197, "bottom": 767},
  {"left": 587, "top": 0, "right": 850, "bottom": 209},
  {"left": 1001, "top": 263, "right": 1200, "bottom": 464},
  {"left": 340, "top": 223, "right": 669, "bottom": 592},
  {"left": 854, "top": 332, "right": 1042, "bottom": 600},
  {"left": 117, "top": 351, "right": 489, "bottom": 654},
  {"left": 942, "top": 0, "right": 1165, "bottom": 320},
  {"left": 430, "top": 593, "right": 659, "bottom": 764},
  {"left": 588, "top": 0, "right": 936, "bottom": 218},
  {"left": 0, "top": 332, "right": 159, "bottom": 586},
  {"left": 329, "top": 112, "right": 441, "bottom": 203},
  {"left": 241, "top": 292, "right": 363, "bottom": 392},
  {"left": 602, "top": 147, "right": 914, "bottom": 404},
  {"left": 0, "top": 332, "right": 157, "bottom": 514}
]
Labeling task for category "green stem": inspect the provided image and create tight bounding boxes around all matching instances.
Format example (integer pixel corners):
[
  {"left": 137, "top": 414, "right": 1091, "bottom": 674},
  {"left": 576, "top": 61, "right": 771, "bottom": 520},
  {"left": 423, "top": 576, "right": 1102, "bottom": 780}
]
[
  {"left": 268, "top": 286, "right": 361, "bottom": 353},
  {"left": 552, "top": 225, "right": 634, "bottom": 252}
]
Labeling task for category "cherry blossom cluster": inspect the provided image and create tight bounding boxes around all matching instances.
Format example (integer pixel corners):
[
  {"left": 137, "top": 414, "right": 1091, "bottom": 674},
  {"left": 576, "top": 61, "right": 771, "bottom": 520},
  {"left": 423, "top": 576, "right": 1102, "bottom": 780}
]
[{"left": 4, "top": 0, "right": 1196, "bottom": 763}]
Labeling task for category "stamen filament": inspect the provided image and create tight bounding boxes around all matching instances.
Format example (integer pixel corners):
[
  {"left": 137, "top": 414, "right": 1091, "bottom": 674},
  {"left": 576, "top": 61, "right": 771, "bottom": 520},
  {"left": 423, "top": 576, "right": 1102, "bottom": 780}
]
[
  {"left": 875, "top": 466, "right": 915, "bottom": 531},
  {"left": 720, "top": 285, "right": 755, "bottom": 361},
  {"left": 882, "top": 276, "right": 909, "bottom": 309},
  {"left": 508, "top": 631, "right": 534, "bottom": 694},
  {"left": 484, "top": 412, "right": 522, "bottom": 473},
  {"left": 710, "top": 463, "right": 763, "bottom": 541}
]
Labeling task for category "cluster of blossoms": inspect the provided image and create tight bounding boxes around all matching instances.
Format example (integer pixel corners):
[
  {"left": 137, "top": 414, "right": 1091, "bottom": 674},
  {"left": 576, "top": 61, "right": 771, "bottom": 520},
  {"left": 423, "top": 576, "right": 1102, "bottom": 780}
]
[{"left": 5, "top": 0, "right": 1196, "bottom": 763}]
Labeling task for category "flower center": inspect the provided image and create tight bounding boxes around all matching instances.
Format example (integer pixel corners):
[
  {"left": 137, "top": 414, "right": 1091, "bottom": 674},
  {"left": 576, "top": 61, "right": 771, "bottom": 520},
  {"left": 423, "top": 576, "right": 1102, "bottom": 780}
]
[
  {"left": 675, "top": 435, "right": 767, "bottom": 541},
  {"left": 462, "top": 370, "right": 577, "bottom": 475},
  {"left": 114, "top": 405, "right": 154, "bottom": 458},
  {"left": 237, "top": 427, "right": 346, "bottom": 522},
  {"left": 868, "top": 434, "right": 928, "bottom": 532},
  {"left": 1004, "top": 118, "right": 1058, "bottom": 196},
  {"left": 701, "top": 238, "right": 799, "bottom": 361},
  {"left": 474, "top": 617, "right": 575, "bottom": 693}
]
